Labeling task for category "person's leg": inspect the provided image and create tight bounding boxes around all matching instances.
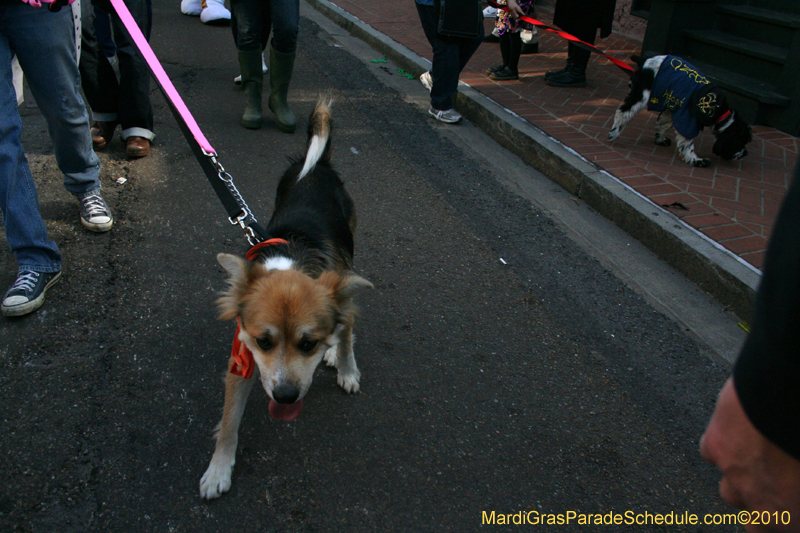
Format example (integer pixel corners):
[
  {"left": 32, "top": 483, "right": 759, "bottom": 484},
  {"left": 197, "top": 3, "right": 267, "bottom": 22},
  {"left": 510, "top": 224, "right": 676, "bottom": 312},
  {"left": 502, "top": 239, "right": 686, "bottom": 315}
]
[
  {"left": 544, "top": 41, "right": 572, "bottom": 80},
  {"left": 546, "top": 21, "right": 594, "bottom": 87},
  {"left": 499, "top": 33, "right": 510, "bottom": 69},
  {"left": 93, "top": 7, "right": 117, "bottom": 59},
  {"left": 507, "top": 31, "right": 522, "bottom": 72},
  {"left": 269, "top": 0, "right": 298, "bottom": 54},
  {"left": 491, "top": 31, "right": 520, "bottom": 80},
  {"left": 457, "top": 22, "right": 484, "bottom": 73},
  {"left": 416, "top": 2, "right": 460, "bottom": 113},
  {"left": 0, "top": 23, "right": 61, "bottom": 274},
  {"left": 79, "top": 2, "right": 121, "bottom": 148},
  {"left": 268, "top": 0, "right": 299, "bottom": 132},
  {"left": 231, "top": 0, "right": 262, "bottom": 52},
  {"left": 11, "top": 3, "right": 112, "bottom": 232},
  {"left": 111, "top": 0, "right": 155, "bottom": 150},
  {"left": 232, "top": 0, "right": 265, "bottom": 128},
  {"left": 11, "top": 3, "right": 103, "bottom": 199}
]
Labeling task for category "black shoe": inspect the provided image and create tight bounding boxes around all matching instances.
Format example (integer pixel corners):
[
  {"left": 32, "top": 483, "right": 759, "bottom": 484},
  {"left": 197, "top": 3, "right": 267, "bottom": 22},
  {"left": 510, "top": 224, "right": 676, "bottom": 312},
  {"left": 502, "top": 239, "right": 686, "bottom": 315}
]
[
  {"left": 521, "top": 42, "right": 539, "bottom": 54},
  {"left": 546, "top": 66, "right": 587, "bottom": 87},
  {"left": 489, "top": 67, "right": 519, "bottom": 81},
  {"left": 484, "top": 63, "right": 506, "bottom": 75},
  {"left": 2, "top": 269, "right": 62, "bottom": 317},
  {"left": 483, "top": 33, "right": 500, "bottom": 43},
  {"left": 544, "top": 62, "right": 570, "bottom": 80}
]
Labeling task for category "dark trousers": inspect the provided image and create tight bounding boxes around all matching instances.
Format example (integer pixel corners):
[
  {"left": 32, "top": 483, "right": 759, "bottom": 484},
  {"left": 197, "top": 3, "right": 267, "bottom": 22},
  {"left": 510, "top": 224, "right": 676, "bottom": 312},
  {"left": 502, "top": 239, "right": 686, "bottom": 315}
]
[
  {"left": 562, "top": 20, "right": 598, "bottom": 69},
  {"left": 79, "top": 0, "right": 154, "bottom": 139},
  {"left": 416, "top": 2, "right": 483, "bottom": 111},
  {"left": 231, "top": 0, "right": 299, "bottom": 54}
]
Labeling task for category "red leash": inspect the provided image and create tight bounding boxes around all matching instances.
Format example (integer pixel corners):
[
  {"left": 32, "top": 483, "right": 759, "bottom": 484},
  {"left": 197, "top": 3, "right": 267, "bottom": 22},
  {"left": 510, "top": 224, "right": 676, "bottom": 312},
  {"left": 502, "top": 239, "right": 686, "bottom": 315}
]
[{"left": 487, "top": 0, "right": 635, "bottom": 74}]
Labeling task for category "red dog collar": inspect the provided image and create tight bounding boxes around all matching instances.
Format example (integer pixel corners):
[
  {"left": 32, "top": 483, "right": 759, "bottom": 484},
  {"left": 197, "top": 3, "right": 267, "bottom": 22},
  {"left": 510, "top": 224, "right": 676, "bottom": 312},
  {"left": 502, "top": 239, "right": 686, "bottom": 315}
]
[
  {"left": 715, "top": 110, "right": 732, "bottom": 124},
  {"left": 245, "top": 238, "right": 289, "bottom": 261}
]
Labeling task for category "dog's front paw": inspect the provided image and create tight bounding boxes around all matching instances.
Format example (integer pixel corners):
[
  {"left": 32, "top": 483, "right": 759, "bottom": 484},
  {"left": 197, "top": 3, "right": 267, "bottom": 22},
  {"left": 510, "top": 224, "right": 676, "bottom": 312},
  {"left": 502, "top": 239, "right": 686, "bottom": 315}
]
[
  {"left": 337, "top": 368, "right": 361, "bottom": 394},
  {"left": 323, "top": 345, "right": 338, "bottom": 367},
  {"left": 199, "top": 460, "right": 233, "bottom": 500},
  {"left": 692, "top": 158, "right": 711, "bottom": 168},
  {"left": 608, "top": 128, "right": 620, "bottom": 142},
  {"left": 655, "top": 136, "right": 671, "bottom": 147}
]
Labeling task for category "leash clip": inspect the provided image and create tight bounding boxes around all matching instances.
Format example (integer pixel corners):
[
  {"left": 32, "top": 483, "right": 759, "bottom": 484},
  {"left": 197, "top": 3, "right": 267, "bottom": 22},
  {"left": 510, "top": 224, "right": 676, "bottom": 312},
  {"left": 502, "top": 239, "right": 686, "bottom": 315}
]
[
  {"left": 206, "top": 153, "right": 262, "bottom": 246},
  {"left": 206, "top": 153, "right": 225, "bottom": 175}
]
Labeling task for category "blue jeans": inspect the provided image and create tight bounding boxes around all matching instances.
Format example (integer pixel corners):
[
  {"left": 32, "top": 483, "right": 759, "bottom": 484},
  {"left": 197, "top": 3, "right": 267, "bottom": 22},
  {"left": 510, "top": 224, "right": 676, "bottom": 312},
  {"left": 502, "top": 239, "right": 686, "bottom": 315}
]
[
  {"left": 416, "top": 2, "right": 483, "bottom": 111},
  {"left": 1, "top": 1, "right": 102, "bottom": 272},
  {"left": 231, "top": 0, "right": 299, "bottom": 54},
  {"left": 80, "top": 0, "right": 155, "bottom": 141}
]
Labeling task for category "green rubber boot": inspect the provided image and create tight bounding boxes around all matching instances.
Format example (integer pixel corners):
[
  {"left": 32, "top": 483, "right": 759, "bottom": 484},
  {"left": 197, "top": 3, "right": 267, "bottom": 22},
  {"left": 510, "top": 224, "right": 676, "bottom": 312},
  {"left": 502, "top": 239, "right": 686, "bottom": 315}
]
[
  {"left": 238, "top": 50, "right": 263, "bottom": 129},
  {"left": 268, "top": 46, "right": 297, "bottom": 133}
]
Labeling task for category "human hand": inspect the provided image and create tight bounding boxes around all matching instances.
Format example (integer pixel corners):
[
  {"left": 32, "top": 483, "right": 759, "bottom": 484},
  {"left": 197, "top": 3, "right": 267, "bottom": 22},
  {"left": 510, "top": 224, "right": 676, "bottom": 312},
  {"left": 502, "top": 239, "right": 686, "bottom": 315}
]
[
  {"left": 700, "top": 378, "right": 800, "bottom": 532},
  {"left": 505, "top": 0, "right": 525, "bottom": 19}
]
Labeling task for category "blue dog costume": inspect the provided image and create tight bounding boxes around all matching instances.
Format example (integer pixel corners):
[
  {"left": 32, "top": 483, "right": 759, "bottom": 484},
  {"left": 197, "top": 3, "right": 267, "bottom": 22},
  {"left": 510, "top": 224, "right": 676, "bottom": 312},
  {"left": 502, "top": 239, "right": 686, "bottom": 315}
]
[{"left": 647, "top": 55, "right": 731, "bottom": 139}]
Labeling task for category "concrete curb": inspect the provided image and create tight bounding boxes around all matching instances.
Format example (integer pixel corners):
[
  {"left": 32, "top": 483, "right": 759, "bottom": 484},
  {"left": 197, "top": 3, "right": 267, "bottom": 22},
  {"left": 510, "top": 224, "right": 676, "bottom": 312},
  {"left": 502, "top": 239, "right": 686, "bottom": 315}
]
[{"left": 306, "top": 0, "right": 761, "bottom": 321}]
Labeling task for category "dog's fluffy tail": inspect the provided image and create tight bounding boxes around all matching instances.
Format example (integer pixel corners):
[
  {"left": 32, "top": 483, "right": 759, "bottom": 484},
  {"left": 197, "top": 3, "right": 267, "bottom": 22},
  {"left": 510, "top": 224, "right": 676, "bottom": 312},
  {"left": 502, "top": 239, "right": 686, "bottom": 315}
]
[{"left": 297, "top": 97, "right": 334, "bottom": 181}]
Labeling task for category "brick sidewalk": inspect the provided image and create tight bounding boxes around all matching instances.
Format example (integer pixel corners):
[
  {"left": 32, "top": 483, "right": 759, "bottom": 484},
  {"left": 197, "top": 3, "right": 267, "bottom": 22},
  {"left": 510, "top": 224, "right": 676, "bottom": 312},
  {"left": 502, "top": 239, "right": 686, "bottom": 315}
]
[{"left": 330, "top": 1, "right": 798, "bottom": 270}]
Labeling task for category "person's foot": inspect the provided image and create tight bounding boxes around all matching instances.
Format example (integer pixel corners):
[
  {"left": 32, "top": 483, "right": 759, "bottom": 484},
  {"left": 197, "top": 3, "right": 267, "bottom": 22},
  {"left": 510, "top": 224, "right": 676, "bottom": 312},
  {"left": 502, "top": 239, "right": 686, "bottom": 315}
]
[
  {"left": 2, "top": 269, "right": 62, "bottom": 317},
  {"left": 544, "top": 65, "right": 568, "bottom": 80},
  {"left": 484, "top": 63, "right": 507, "bottom": 75},
  {"left": 91, "top": 121, "right": 118, "bottom": 149},
  {"left": 428, "top": 107, "right": 462, "bottom": 124},
  {"left": 79, "top": 192, "right": 114, "bottom": 233},
  {"left": 126, "top": 137, "right": 150, "bottom": 158},
  {"left": 546, "top": 66, "right": 587, "bottom": 87},
  {"left": 420, "top": 71, "right": 433, "bottom": 92},
  {"left": 489, "top": 67, "right": 519, "bottom": 81}
]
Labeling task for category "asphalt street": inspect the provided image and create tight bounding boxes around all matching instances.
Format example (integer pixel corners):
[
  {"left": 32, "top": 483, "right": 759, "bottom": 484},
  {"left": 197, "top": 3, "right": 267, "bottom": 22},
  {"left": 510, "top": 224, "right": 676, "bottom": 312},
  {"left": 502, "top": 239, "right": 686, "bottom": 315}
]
[{"left": 1, "top": 0, "right": 745, "bottom": 531}]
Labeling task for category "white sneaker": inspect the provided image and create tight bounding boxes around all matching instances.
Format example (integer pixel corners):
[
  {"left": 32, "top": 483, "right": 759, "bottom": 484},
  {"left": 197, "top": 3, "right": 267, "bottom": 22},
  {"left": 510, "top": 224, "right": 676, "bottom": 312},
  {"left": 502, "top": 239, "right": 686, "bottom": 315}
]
[
  {"left": 200, "top": 0, "right": 230, "bottom": 23},
  {"left": 420, "top": 71, "right": 433, "bottom": 92},
  {"left": 428, "top": 107, "right": 462, "bottom": 124},
  {"left": 180, "top": 0, "right": 202, "bottom": 16},
  {"left": 483, "top": 6, "right": 498, "bottom": 17}
]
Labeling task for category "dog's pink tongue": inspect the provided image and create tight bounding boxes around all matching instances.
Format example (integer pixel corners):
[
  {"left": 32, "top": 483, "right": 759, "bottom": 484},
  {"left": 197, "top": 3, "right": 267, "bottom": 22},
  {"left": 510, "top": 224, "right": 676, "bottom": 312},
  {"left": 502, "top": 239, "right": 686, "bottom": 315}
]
[{"left": 268, "top": 399, "right": 303, "bottom": 422}]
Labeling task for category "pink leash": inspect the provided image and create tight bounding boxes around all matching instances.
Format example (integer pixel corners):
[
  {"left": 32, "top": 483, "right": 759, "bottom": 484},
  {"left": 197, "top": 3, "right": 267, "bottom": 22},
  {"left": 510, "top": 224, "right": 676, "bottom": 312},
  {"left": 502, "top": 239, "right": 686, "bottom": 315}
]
[
  {"left": 108, "top": 0, "right": 215, "bottom": 154},
  {"left": 107, "top": 0, "right": 269, "bottom": 244}
]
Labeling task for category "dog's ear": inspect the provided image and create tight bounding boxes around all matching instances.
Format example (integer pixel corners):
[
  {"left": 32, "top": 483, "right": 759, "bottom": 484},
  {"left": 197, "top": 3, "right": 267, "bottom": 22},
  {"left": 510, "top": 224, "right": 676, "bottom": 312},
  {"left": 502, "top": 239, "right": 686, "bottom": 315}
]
[
  {"left": 218, "top": 253, "right": 247, "bottom": 277},
  {"left": 318, "top": 270, "right": 373, "bottom": 303},
  {"left": 217, "top": 253, "right": 249, "bottom": 321}
]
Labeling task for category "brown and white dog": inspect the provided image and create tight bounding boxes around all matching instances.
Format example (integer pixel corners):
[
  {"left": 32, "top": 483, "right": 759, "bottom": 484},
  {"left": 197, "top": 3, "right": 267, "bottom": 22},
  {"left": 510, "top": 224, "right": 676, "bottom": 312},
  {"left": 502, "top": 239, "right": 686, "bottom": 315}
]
[{"left": 199, "top": 99, "right": 372, "bottom": 500}]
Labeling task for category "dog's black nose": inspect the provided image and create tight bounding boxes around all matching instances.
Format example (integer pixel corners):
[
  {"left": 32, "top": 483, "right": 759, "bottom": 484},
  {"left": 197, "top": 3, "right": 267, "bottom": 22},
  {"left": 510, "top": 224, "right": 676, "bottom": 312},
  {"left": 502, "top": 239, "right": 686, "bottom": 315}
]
[{"left": 273, "top": 384, "right": 300, "bottom": 404}]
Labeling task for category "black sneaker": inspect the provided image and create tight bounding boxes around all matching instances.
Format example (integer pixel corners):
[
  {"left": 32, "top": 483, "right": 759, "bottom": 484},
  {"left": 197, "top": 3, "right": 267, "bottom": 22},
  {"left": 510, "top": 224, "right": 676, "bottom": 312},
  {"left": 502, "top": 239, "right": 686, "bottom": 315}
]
[
  {"left": 2, "top": 270, "right": 62, "bottom": 317},
  {"left": 79, "top": 192, "right": 114, "bottom": 232}
]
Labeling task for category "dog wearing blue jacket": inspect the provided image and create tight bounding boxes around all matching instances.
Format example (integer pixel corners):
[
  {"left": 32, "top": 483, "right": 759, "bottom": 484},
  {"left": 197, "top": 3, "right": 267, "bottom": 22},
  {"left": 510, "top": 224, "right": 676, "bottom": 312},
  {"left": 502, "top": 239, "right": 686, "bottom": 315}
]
[{"left": 609, "top": 55, "right": 752, "bottom": 167}]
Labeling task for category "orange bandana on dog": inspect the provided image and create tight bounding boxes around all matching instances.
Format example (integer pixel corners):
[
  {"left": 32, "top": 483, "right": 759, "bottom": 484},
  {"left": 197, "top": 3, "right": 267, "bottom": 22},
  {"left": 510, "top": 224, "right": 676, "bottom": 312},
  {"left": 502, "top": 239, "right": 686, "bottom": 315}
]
[
  {"left": 230, "top": 318, "right": 254, "bottom": 379},
  {"left": 230, "top": 238, "right": 290, "bottom": 379}
]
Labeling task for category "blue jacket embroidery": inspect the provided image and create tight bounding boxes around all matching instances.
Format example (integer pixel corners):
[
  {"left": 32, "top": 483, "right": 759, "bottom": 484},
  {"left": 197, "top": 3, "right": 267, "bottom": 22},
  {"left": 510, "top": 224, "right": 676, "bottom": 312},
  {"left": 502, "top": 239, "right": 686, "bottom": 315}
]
[{"left": 646, "top": 56, "right": 712, "bottom": 139}]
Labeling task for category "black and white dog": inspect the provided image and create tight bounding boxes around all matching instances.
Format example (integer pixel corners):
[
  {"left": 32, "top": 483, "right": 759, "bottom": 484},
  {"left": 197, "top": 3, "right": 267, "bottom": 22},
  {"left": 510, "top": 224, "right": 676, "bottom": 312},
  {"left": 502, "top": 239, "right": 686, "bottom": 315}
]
[{"left": 609, "top": 55, "right": 752, "bottom": 167}]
